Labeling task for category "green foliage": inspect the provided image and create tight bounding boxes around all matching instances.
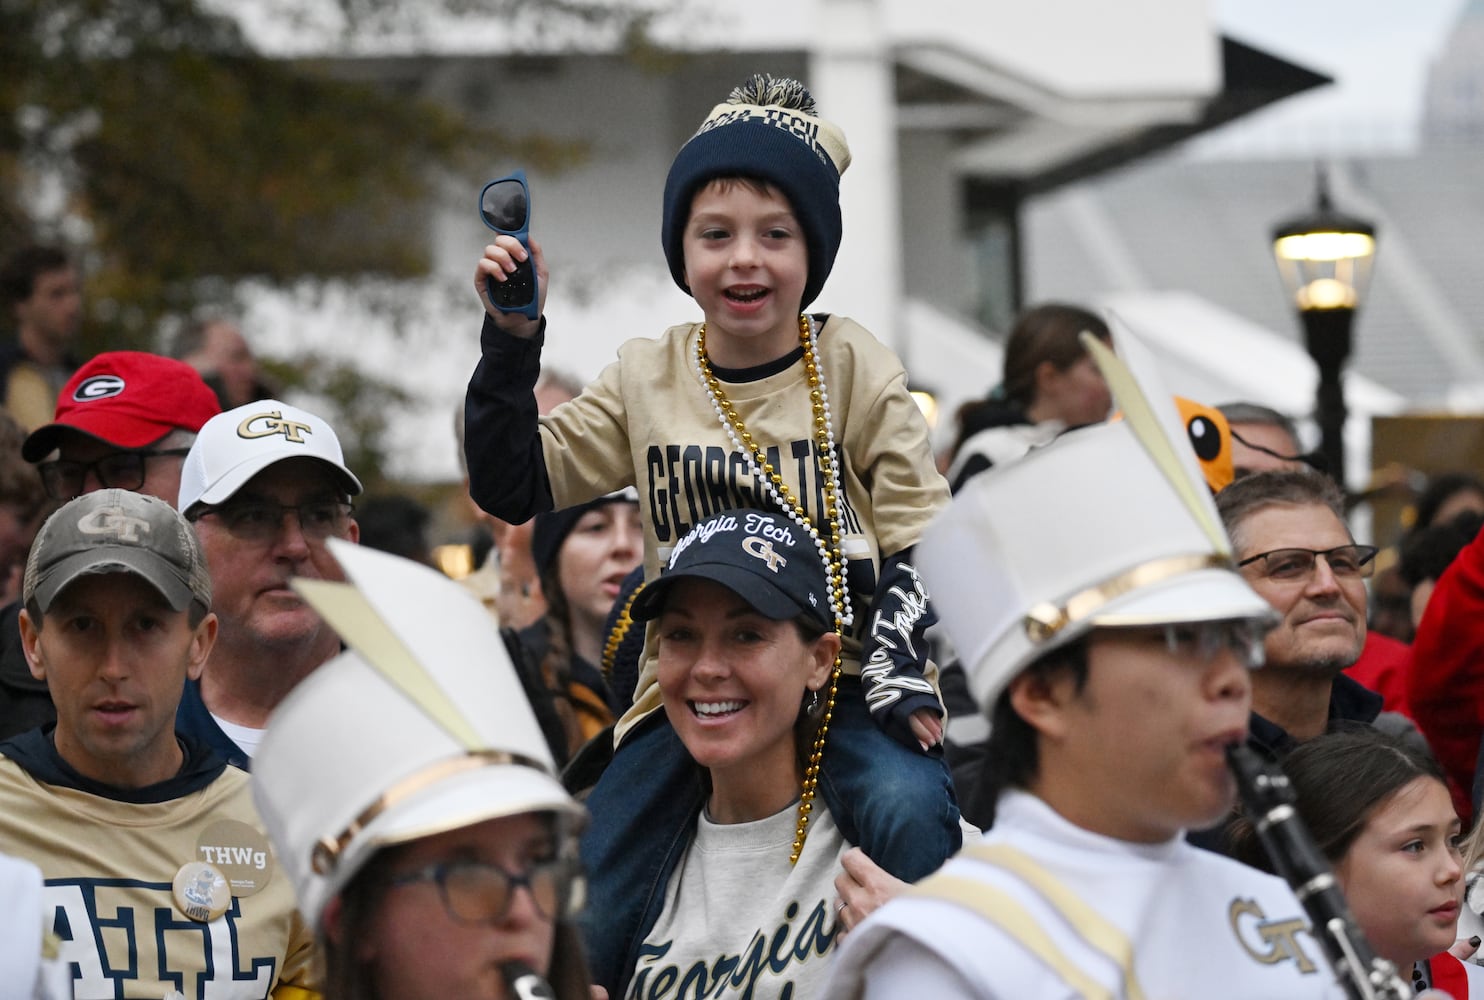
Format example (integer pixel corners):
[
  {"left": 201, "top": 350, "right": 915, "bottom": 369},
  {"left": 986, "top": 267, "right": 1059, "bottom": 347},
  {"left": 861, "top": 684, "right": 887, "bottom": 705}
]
[{"left": 2, "top": 0, "right": 658, "bottom": 479}]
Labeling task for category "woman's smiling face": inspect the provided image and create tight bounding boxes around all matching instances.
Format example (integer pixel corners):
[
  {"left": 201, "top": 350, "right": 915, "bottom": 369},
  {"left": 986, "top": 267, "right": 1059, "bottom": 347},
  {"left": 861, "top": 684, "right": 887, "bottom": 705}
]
[{"left": 655, "top": 578, "right": 836, "bottom": 823}]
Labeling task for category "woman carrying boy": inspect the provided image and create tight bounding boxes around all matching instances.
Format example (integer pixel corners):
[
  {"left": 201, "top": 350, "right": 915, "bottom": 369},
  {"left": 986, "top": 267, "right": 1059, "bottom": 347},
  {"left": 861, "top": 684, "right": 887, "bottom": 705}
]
[{"left": 464, "top": 75, "right": 960, "bottom": 992}]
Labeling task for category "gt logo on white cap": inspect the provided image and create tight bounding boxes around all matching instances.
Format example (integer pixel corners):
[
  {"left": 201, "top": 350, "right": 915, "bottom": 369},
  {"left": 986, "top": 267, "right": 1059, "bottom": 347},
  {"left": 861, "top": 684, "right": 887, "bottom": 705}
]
[
  {"left": 742, "top": 536, "right": 786, "bottom": 573},
  {"left": 72, "top": 375, "right": 125, "bottom": 401},
  {"left": 237, "top": 411, "right": 313, "bottom": 444},
  {"left": 78, "top": 508, "right": 151, "bottom": 543}
]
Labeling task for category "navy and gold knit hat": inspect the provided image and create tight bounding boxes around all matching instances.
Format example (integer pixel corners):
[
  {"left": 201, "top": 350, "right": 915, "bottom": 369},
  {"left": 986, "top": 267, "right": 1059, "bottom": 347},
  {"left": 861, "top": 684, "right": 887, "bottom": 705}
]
[{"left": 661, "top": 74, "right": 852, "bottom": 310}]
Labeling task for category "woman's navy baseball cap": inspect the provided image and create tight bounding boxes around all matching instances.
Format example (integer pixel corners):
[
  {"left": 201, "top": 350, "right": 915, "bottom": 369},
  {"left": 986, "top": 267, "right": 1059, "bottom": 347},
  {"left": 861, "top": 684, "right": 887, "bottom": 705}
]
[{"left": 629, "top": 508, "right": 832, "bottom": 631}]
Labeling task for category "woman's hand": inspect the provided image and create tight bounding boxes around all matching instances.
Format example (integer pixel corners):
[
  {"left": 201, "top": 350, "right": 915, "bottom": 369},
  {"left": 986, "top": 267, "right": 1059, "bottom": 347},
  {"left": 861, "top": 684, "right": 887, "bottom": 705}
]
[
  {"left": 474, "top": 235, "right": 548, "bottom": 338},
  {"left": 590, "top": 986, "right": 610, "bottom": 1000},
  {"left": 833, "top": 847, "right": 908, "bottom": 939},
  {"left": 908, "top": 707, "right": 943, "bottom": 751}
]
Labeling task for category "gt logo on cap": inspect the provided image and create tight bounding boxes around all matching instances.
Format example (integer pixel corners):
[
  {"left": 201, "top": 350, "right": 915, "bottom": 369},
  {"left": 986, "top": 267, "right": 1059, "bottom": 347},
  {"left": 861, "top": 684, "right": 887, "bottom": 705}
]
[
  {"left": 237, "top": 411, "right": 313, "bottom": 444},
  {"left": 72, "top": 375, "right": 125, "bottom": 401},
  {"left": 78, "top": 508, "right": 151, "bottom": 543},
  {"left": 742, "top": 536, "right": 786, "bottom": 573}
]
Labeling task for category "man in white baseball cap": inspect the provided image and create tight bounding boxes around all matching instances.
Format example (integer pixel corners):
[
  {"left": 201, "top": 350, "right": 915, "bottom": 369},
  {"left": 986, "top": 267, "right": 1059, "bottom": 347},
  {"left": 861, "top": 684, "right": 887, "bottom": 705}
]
[
  {"left": 825, "top": 338, "right": 1348, "bottom": 998},
  {"left": 176, "top": 399, "right": 362, "bottom": 768}
]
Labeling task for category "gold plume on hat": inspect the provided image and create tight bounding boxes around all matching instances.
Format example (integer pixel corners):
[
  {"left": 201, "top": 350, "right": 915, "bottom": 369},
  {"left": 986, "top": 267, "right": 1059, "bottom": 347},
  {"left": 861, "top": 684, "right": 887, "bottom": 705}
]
[
  {"left": 292, "top": 578, "right": 485, "bottom": 750},
  {"left": 1082, "top": 331, "right": 1231, "bottom": 554}
]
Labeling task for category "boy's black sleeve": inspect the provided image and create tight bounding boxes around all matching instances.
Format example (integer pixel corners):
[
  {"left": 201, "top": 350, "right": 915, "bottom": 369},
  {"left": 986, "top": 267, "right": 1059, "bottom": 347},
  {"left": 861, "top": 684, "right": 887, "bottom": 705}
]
[
  {"left": 858, "top": 549, "right": 942, "bottom": 748},
  {"left": 464, "top": 314, "right": 555, "bottom": 522}
]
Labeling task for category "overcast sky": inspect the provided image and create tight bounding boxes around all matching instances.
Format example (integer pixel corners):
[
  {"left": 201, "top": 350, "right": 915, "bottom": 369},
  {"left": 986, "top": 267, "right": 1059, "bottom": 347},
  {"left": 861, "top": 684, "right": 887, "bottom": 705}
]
[{"left": 1200, "top": 0, "right": 1467, "bottom": 154}]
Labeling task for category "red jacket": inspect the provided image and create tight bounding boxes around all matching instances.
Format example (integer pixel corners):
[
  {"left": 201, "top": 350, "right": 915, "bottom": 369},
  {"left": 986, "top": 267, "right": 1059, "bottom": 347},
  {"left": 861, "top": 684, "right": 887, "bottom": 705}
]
[
  {"left": 1408, "top": 526, "right": 1484, "bottom": 826},
  {"left": 1345, "top": 631, "right": 1414, "bottom": 719}
]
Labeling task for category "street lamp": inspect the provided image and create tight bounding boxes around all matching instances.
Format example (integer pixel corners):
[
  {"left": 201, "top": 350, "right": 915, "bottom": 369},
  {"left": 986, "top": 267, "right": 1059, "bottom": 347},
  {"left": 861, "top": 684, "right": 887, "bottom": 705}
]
[{"left": 1271, "top": 166, "right": 1377, "bottom": 488}]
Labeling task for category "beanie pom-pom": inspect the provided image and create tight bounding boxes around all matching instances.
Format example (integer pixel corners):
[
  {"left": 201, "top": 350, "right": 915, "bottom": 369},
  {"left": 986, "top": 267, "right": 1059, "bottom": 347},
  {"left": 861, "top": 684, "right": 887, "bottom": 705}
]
[{"left": 727, "top": 74, "right": 818, "bottom": 115}]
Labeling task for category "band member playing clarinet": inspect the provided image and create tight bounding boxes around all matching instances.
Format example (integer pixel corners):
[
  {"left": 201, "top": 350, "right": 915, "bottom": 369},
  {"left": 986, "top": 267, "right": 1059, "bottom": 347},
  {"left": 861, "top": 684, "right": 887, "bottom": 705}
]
[{"left": 825, "top": 334, "right": 1351, "bottom": 998}]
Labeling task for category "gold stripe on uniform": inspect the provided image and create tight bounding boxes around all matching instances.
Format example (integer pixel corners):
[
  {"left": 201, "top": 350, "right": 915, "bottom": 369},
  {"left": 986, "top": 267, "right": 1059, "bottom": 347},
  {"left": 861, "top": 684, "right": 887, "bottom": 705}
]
[
  {"left": 965, "top": 844, "right": 1148, "bottom": 1000},
  {"left": 906, "top": 874, "right": 1115, "bottom": 1000}
]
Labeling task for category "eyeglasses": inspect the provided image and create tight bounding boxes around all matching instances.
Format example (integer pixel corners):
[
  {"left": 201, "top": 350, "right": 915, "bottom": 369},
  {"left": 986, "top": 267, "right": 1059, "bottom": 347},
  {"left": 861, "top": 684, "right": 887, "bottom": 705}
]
[
  {"left": 1149, "top": 620, "right": 1268, "bottom": 669},
  {"left": 1236, "top": 544, "right": 1379, "bottom": 582},
  {"left": 190, "top": 500, "right": 354, "bottom": 543},
  {"left": 38, "top": 448, "right": 193, "bottom": 501},
  {"left": 389, "top": 857, "right": 572, "bottom": 924}
]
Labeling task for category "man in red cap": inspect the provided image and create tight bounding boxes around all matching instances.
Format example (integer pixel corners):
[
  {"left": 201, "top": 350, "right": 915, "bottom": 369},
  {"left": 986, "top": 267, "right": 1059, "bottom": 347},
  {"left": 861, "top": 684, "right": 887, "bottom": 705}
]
[
  {"left": 0, "top": 351, "right": 221, "bottom": 739},
  {"left": 21, "top": 350, "right": 222, "bottom": 509}
]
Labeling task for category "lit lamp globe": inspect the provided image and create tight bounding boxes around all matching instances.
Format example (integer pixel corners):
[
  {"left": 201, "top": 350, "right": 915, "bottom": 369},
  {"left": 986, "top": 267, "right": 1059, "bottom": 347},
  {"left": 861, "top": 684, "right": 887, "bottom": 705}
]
[{"left": 1270, "top": 171, "right": 1378, "bottom": 487}]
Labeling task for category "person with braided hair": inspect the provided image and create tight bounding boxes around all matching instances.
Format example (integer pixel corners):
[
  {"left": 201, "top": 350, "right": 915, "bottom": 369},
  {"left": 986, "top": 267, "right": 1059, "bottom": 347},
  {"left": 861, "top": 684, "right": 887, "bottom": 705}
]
[{"left": 464, "top": 72, "right": 960, "bottom": 993}]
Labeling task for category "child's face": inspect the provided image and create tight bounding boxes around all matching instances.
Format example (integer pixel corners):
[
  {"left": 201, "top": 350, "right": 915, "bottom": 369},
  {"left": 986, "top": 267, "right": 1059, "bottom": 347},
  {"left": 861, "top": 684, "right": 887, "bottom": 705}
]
[
  {"left": 682, "top": 179, "right": 809, "bottom": 368},
  {"left": 1334, "top": 776, "right": 1463, "bottom": 966}
]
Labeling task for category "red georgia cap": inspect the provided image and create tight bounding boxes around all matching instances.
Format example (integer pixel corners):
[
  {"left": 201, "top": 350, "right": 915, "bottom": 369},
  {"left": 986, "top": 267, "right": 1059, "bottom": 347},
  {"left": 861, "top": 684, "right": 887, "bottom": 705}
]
[{"left": 22, "top": 351, "right": 223, "bottom": 462}]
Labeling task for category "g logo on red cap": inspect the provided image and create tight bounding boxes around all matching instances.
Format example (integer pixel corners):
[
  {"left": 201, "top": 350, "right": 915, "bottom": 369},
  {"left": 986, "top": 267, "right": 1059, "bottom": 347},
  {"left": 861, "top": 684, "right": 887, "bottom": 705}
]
[{"left": 72, "top": 375, "right": 125, "bottom": 402}]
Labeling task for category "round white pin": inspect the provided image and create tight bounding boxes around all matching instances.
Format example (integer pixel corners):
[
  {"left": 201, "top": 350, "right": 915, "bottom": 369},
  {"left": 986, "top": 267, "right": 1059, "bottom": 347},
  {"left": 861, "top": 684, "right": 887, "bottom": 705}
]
[{"left": 172, "top": 862, "right": 230, "bottom": 922}]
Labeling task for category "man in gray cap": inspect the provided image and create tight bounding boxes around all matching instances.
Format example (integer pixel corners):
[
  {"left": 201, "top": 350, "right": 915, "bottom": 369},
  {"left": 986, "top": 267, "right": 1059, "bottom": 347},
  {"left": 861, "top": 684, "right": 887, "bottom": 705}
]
[
  {"left": 176, "top": 399, "right": 362, "bottom": 768},
  {"left": 0, "top": 490, "right": 315, "bottom": 998}
]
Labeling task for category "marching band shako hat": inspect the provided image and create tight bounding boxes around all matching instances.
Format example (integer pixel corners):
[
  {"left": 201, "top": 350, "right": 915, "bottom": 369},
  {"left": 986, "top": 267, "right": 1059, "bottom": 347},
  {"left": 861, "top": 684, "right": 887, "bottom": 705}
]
[
  {"left": 252, "top": 539, "right": 584, "bottom": 927},
  {"left": 22, "top": 351, "right": 221, "bottom": 461},
  {"left": 176, "top": 399, "right": 362, "bottom": 515},
  {"left": 24, "top": 489, "right": 212, "bottom": 614},
  {"left": 916, "top": 331, "right": 1276, "bottom": 713}
]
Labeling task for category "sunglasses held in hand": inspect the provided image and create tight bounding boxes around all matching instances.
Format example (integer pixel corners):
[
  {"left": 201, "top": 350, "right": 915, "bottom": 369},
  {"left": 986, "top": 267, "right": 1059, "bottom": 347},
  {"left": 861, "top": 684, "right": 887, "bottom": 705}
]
[{"left": 479, "top": 170, "right": 540, "bottom": 320}]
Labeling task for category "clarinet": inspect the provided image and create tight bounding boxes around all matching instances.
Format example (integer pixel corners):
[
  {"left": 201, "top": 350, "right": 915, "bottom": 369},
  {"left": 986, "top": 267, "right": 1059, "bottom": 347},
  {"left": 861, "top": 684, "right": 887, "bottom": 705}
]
[
  {"left": 1226, "top": 743, "right": 1452, "bottom": 1000},
  {"left": 500, "top": 960, "right": 557, "bottom": 1000}
]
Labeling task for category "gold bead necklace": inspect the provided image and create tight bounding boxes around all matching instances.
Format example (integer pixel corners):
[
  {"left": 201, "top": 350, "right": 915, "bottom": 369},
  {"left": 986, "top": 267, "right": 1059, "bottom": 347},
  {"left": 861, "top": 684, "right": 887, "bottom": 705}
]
[{"left": 693, "top": 313, "right": 848, "bottom": 863}]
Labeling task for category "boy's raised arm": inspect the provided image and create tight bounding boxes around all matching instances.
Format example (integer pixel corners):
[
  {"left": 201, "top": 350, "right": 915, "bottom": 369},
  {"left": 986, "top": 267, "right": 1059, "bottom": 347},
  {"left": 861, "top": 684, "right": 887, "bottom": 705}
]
[{"left": 464, "top": 238, "right": 556, "bottom": 521}]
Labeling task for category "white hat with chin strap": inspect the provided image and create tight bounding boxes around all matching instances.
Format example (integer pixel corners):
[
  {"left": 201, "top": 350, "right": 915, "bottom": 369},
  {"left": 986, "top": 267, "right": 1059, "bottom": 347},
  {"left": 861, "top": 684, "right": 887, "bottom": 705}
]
[
  {"left": 916, "top": 326, "right": 1277, "bottom": 714},
  {"left": 252, "top": 539, "right": 584, "bottom": 927}
]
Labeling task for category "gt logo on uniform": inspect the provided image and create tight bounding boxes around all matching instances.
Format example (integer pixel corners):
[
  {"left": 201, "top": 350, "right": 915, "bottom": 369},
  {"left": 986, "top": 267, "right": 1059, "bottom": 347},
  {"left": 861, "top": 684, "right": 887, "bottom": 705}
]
[
  {"left": 1229, "top": 897, "right": 1319, "bottom": 974},
  {"left": 237, "top": 411, "right": 313, "bottom": 444}
]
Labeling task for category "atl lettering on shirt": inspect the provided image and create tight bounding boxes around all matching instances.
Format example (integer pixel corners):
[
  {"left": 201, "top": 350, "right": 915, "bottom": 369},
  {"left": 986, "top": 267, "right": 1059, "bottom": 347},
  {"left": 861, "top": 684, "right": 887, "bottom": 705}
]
[{"left": 0, "top": 735, "right": 316, "bottom": 1000}]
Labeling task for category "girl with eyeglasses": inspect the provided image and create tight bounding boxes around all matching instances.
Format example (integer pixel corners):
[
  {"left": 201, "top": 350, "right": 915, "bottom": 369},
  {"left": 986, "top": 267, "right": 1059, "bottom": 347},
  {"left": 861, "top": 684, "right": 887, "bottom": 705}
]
[
  {"left": 1231, "top": 727, "right": 1484, "bottom": 996},
  {"left": 254, "top": 542, "right": 605, "bottom": 1000}
]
